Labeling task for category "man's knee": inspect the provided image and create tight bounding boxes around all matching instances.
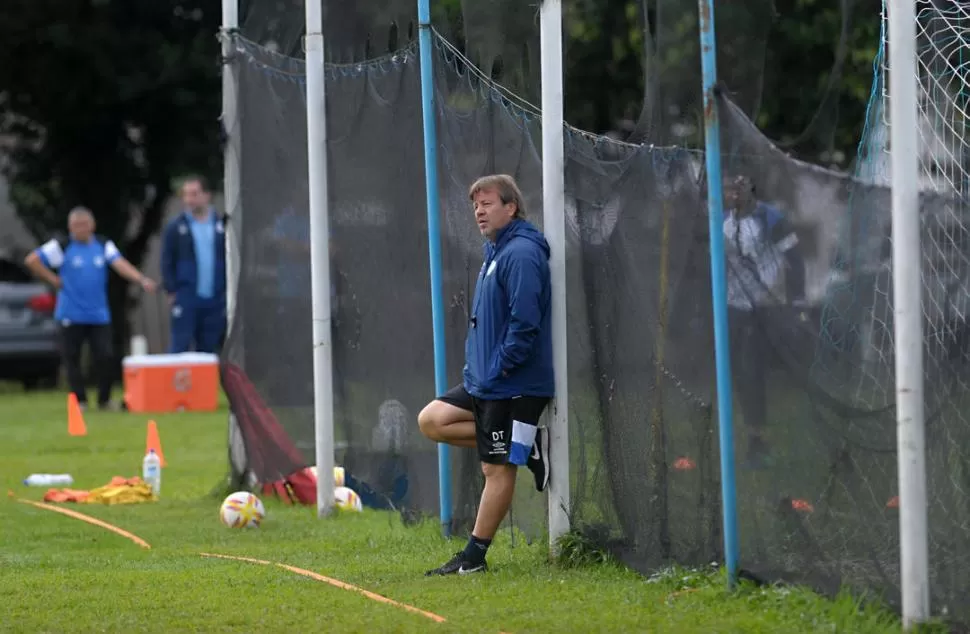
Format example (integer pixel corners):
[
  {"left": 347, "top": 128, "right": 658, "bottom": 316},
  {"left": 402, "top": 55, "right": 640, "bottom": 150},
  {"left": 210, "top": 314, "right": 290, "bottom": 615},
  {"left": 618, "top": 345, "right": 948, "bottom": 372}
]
[
  {"left": 417, "top": 401, "right": 445, "bottom": 440},
  {"left": 417, "top": 399, "right": 470, "bottom": 440},
  {"left": 481, "top": 461, "right": 515, "bottom": 479}
]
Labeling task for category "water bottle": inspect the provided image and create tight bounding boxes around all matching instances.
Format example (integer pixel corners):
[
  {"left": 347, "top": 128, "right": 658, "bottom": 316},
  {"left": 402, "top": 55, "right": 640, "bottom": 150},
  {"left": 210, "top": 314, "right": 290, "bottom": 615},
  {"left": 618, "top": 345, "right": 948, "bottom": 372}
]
[
  {"left": 23, "top": 474, "right": 74, "bottom": 487},
  {"left": 142, "top": 449, "right": 161, "bottom": 496}
]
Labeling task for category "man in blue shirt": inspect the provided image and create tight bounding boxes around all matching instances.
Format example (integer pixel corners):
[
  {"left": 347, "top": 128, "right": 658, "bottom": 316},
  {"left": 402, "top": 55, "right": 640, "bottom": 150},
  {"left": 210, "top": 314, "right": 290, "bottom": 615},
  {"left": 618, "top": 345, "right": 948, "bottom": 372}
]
[
  {"left": 417, "top": 174, "right": 555, "bottom": 576},
  {"left": 269, "top": 204, "right": 343, "bottom": 401},
  {"left": 722, "top": 175, "right": 807, "bottom": 468},
  {"left": 160, "top": 176, "right": 228, "bottom": 354},
  {"left": 271, "top": 204, "right": 312, "bottom": 405},
  {"left": 273, "top": 204, "right": 311, "bottom": 302},
  {"left": 24, "top": 207, "right": 157, "bottom": 410}
]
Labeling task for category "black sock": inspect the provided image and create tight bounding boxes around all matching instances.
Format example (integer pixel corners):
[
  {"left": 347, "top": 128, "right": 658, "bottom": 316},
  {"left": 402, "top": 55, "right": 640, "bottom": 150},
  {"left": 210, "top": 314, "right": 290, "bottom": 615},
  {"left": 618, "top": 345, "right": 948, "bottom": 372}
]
[{"left": 462, "top": 534, "right": 491, "bottom": 564}]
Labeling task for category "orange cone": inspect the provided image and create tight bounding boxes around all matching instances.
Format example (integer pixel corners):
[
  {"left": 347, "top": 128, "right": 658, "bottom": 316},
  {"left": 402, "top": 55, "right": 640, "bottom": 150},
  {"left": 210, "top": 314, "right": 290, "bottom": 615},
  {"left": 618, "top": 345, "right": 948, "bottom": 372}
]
[
  {"left": 68, "top": 393, "right": 87, "bottom": 437},
  {"left": 145, "top": 420, "right": 166, "bottom": 467}
]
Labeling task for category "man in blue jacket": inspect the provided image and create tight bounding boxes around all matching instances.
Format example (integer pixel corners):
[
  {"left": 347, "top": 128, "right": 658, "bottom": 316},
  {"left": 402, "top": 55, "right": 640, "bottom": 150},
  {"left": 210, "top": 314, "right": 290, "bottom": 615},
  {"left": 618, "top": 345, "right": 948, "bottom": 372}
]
[
  {"left": 160, "top": 176, "right": 228, "bottom": 354},
  {"left": 418, "top": 174, "right": 554, "bottom": 576}
]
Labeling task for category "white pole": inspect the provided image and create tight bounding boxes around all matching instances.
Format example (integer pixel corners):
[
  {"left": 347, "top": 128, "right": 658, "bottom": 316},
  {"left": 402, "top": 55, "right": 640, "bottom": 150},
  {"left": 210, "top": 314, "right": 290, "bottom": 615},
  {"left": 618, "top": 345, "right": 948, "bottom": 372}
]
[
  {"left": 221, "top": 0, "right": 240, "bottom": 324},
  {"left": 540, "top": 0, "right": 570, "bottom": 554},
  {"left": 305, "top": 0, "right": 336, "bottom": 518},
  {"left": 888, "top": 0, "right": 930, "bottom": 626},
  {"left": 220, "top": 0, "right": 244, "bottom": 485}
]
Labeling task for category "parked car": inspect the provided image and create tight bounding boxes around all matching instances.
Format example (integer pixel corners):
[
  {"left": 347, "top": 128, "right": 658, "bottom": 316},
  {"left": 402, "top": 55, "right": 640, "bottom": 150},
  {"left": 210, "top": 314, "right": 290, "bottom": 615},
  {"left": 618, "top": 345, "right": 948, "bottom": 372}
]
[{"left": 0, "top": 249, "right": 61, "bottom": 390}]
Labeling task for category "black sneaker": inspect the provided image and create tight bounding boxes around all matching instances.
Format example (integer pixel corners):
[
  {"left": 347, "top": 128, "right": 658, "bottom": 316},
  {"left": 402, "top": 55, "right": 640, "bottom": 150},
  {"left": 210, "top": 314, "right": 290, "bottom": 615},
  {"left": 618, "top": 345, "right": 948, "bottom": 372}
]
[
  {"left": 424, "top": 551, "right": 487, "bottom": 576},
  {"left": 527, "top": 426, "right": 550, "bottom": 492}
]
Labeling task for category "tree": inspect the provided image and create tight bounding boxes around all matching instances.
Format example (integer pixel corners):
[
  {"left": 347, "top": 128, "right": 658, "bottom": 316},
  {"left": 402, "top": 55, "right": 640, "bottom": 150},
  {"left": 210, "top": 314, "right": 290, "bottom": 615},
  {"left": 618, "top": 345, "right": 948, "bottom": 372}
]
[
  {"left": 559, "top": 0, "right": 882, "bottom": 165},
  {"left": 0, "top": 0, "right": 223, "bottom": 373},
  {"left": 0, "top": 0, "right": 885, "bottom": 383}
]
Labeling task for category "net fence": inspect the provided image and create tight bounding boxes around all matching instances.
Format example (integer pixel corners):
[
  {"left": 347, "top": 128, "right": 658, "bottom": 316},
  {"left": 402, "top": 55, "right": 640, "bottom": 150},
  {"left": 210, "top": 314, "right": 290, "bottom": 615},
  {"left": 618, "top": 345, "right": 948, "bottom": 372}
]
[
  {"left": 809, "top": 0, "right": 970, "bottom": 620},
  {"left": 220, "top": 0, "right": 970, "bottom": 624}
]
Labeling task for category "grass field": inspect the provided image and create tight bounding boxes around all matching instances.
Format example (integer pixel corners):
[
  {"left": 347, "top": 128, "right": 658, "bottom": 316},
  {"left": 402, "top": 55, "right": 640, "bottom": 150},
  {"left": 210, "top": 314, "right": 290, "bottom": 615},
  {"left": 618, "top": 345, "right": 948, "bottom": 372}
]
[{"left": 0, "top": 386, "right": 927, "bottom": 633}]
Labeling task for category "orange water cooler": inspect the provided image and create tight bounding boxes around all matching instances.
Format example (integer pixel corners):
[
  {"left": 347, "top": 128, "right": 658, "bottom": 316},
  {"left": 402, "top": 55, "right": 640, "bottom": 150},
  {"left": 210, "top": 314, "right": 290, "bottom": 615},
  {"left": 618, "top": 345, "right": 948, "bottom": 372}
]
[{"left": 123, "top": 353, "right": 220, "bottom": 413}]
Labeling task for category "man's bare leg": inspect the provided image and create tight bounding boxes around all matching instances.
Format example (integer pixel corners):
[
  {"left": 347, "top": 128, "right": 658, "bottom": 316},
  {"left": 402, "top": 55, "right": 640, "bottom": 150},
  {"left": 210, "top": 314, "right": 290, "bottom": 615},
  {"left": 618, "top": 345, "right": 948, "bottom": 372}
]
[
  {"left": 471, "top": 463, "right": 517, "bottom": 540},
  {"left": 424, "top": 461, "right": 516, "bottom": 576},
  {"left": 451, "top": 463, "right": 517, "bottom": 572},
  {"left": 417, "top": 400, "right": 476, "bottom": 449}
]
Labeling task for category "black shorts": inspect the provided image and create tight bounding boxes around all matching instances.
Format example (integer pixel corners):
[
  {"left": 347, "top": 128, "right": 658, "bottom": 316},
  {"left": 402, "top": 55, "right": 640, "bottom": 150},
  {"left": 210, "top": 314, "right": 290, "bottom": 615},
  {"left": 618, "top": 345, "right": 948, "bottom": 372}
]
[{"left": 437, "top": 384, "right": 549, "bottom": 465}]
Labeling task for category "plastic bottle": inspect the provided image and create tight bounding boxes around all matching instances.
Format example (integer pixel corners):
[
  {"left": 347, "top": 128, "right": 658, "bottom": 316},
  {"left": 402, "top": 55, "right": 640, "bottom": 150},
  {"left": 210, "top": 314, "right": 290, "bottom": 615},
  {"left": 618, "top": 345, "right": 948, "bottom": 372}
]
[
  {"left": 23, "top": 474, "right": 74, "bottom": 487},
  {"left": 142, "top": 449, "right": 161, "bottom": 496}
]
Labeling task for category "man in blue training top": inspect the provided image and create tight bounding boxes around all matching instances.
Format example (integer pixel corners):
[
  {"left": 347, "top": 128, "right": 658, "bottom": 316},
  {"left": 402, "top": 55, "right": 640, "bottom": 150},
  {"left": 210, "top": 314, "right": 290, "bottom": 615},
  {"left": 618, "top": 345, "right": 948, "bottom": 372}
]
[
  {"left": 722, "top": 175, "right": 807, "bottom": 468},
  {"left": 271, "top": 203, "right": 313, "bottom": 404},
  {"left": 161, "top": 176, "right": 228, "bottom": 354},
  {"left": 24, "top": 207, "right": 157, "bottom": 410},
  {"left": 418, "top": 174, "right": 554, "bottom": 576}
]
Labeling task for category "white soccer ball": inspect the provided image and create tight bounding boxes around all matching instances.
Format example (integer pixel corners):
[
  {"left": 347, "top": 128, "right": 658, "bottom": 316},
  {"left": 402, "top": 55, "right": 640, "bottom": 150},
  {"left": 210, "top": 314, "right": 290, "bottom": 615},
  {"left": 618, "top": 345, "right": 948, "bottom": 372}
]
[
  {"left": 334, "top": 486, "right": 363, "bottom": 512},
  {"left": 308, "top": 465, "right": 345, "bottom": 488},
  {"left": 220, "top": 491, "right": 266, "bottom": 528}
]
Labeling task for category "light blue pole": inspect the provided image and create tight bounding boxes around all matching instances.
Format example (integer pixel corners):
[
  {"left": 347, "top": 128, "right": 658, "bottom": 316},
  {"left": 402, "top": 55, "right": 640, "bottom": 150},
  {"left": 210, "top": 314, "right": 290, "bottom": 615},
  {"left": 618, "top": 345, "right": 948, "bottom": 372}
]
[
  {"left": 697, "top": 0, "right": 740, "bottom": 589},
  {"left": 417, "top": 0, "right": 452, "bottom": 538}
]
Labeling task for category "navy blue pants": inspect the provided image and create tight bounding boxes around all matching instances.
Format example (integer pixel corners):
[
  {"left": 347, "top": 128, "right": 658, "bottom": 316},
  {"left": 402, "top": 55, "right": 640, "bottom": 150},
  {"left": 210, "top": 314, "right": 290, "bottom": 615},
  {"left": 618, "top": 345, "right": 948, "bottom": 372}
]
[{"left": 168, "top": 294, "right": 226, "bottom": 354}]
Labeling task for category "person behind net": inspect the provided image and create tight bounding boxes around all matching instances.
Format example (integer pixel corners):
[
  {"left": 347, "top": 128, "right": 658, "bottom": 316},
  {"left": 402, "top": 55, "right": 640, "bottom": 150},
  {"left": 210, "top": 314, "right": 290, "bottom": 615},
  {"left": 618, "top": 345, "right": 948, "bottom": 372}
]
[
  {"left": 24, "top": 206, "right": 158, "bottom": 411},
  {"left": 722, "top": 174, "right": 807, "bottom": 469},
  {"left": 418, "top": 174, "right": 553, "bottom": 575},
  {"left": 160, "top": 175, "right": 228, "bottom": 354},
  {"left": 270, "top": 203, "right": 312, "bottom": 404}
]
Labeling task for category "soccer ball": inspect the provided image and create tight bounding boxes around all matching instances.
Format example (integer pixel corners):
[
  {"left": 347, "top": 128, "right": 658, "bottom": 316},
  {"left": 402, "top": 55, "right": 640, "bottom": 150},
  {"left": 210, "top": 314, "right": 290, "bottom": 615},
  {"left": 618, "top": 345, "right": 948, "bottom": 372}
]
[
  {"left": 220, "top": 491, "right": 266, "bottom": 528},
  {"left": 334, "top": 486, "right": 363, "bottom": 512},
  {"left": 308, "top": 465, "right": 345, "bottom": 488}
]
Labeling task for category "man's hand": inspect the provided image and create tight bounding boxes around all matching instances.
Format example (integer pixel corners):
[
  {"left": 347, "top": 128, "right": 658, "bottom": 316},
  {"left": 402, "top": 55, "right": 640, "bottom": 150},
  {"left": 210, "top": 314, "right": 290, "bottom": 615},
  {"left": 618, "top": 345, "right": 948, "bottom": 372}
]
[
  {"left": 140, "top": 277, "right": 158, "bottom": 293},
  {"left": 24, "top": 251, "right": 61, "bottom": 289}
]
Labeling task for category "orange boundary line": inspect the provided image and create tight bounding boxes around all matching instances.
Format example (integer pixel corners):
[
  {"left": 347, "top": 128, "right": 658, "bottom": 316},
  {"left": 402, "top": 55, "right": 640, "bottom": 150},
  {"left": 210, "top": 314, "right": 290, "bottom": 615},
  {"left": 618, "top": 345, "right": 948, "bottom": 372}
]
[
  {"left": 16, "top": 498, "right": 151, "bottom": 550},
  {"left": 664, "top": 588, "right": 701, "bottom": 602},
  {"left": 200, "top": 552, "right": 447, "bottom": 623}
]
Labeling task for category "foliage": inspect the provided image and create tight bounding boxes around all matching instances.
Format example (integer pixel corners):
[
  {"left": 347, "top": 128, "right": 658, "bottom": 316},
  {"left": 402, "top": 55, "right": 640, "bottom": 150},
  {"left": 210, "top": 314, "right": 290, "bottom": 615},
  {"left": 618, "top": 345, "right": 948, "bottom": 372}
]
[
  {"left": 759, "top": 0, "right": 883, "bottom": 164},
  {"left": 0, "top": 0, "right": 885, "bottom": 366},
  {"left": 554, "top": 527, "right": 620, "bottom": 569},
  {"left": 0, "top": 0, "right": 222, "bottom": 248},
  {"left": 0, "top": 0, "right": 223, "bottom": 366},
  {"left": 560, "top": 0, "right": 883, "bottom": 163},
  {"left": 236, "top": 0, "right": 883, "bottom": 167}
]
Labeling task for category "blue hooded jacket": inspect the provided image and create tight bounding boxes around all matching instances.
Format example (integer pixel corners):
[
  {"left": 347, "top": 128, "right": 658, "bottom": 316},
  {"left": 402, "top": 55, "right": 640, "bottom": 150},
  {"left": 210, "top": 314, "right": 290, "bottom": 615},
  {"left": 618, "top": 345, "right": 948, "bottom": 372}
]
[
  {"left": 463, "top": 219, "right": 555, "bottom": 399},
  {"left": 160, "top": 210, "right": 228, "bottom": 302}
]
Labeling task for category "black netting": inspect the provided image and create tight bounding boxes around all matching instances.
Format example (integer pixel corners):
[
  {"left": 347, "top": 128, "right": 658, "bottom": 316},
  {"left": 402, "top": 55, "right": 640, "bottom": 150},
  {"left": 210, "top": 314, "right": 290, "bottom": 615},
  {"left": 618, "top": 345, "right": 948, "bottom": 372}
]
[
  {"left": 716, "top": 82, "right": 970, "bottom": 620},
  {"left": 223, "top": 23, "right": 725, "bottom": 556},
  {"left": 220, "top": 0, "right": 970, "bottom": 626}
]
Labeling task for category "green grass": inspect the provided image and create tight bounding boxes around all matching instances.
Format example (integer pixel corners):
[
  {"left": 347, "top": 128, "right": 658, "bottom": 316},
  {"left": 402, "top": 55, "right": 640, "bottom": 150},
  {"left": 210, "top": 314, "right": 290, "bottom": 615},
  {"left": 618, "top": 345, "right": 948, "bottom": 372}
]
[{"left": 0, "top": 387, "right": 925, "bottom": 633}]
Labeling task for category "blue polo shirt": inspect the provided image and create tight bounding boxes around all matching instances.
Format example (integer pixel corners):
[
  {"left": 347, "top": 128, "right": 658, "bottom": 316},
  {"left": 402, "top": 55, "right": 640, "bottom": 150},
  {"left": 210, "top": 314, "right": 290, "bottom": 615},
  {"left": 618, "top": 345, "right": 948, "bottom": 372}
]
[
  {"left": 36, "top": 236, "right": 121, "bottom": 325},
  {"left": 188, "top": 210, "right": 216, "bottom": 299}
]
